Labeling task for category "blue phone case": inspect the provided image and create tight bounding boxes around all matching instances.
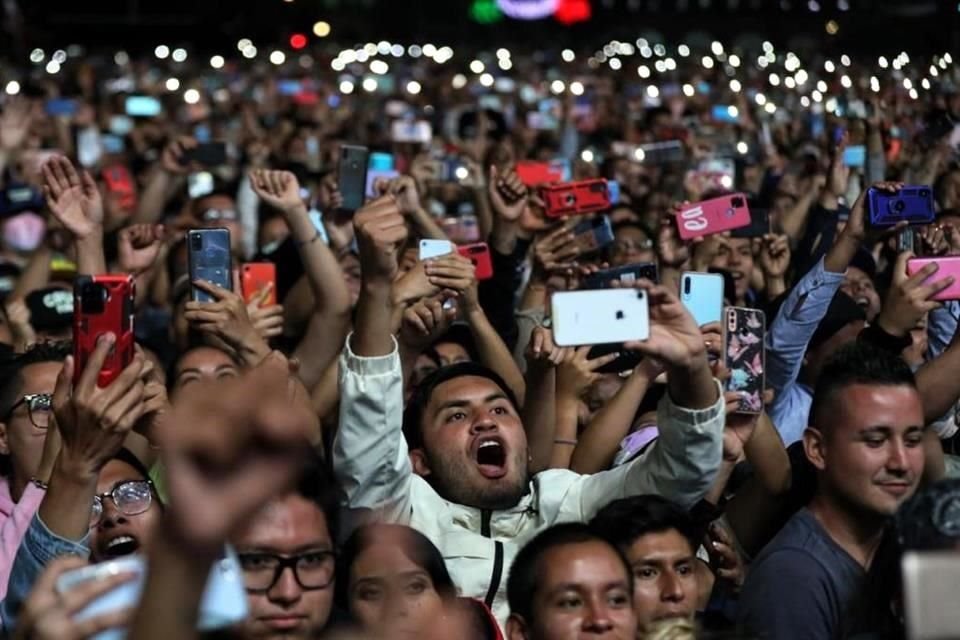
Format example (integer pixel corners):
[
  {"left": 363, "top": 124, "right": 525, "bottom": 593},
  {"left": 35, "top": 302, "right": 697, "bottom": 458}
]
[
  {"left": 867, "top": 186, "right": 936, "bottom": 227},
  {"left": 188, "top": 229, "right": 232, "bottom": 302},
  {"left": 680, "top": 272, "right": 724, "bottom": 328},
  {"left": 573, "top": 215, "right": 614, "bottom": 253},
  {"left": 843, "top": 145, "right": 866, "bottom": 168}
]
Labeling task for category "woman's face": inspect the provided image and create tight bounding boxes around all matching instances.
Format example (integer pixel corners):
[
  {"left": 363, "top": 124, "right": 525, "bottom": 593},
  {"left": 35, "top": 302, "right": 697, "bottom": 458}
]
[{"left": 348, "top": 534, "right": 447, "bottom": 639}]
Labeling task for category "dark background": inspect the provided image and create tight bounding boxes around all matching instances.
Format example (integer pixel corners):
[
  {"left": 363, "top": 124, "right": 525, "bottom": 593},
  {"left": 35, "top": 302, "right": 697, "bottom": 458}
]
[{"left": 3, "top": 0, "right": 957, "bottom": 58}]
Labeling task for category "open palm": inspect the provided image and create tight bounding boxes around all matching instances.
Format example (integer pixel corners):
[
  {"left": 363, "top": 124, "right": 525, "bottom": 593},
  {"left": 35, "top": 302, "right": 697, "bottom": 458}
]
[
  {"left": 41, "top": 156, "right": 103, "bottom": 239},
  {"left": 623, "top": 282, "right": 705, "bottom": 369}
]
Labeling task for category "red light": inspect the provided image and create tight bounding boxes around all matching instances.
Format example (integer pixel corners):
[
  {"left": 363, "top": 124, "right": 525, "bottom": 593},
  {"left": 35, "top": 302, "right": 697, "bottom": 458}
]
[{"left": 290, "top": 34, "right": 307, "bottom": 50}]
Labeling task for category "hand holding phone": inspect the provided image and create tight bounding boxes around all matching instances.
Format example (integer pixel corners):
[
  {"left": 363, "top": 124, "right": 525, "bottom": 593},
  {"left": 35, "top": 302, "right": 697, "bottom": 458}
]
[
  {"left": 187, "top": 229, "right": 232, "bottom": 302},
  {"left": 180, "top": 142, "right": 227, "bottom": 168},
  {"left": 552, "top": 289, "right": 650, "bottom": 346},
  {"left": 241, "top": 263, "right": 278, "bottom": 305},
  {"left": 541, "top": 179, "right": 611, "bottom": 218},
  {"left": 457, "top": 242, "right": 494, "bottom": 280},
  {"left": 867, "top": 185, "right": 936, "bottom": 227}
]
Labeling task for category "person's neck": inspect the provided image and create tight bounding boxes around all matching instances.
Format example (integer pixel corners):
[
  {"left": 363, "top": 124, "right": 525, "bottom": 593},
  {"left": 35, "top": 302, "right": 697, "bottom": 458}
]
[{"left": 808, "top": 492, "right": 887, "bottom": 569}]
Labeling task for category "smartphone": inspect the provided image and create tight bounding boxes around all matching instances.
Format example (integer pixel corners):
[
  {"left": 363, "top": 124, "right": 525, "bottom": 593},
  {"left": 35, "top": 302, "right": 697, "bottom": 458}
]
[
  {"left": 368, "top": 152, "right": 395, "bottom": 172},
  {"left": 541, "top": 179, "right": 611, "bottom": 218},
  {"left": 675, "top": 193, "right": 751, "bottom": 240},
  {"left": 572, "top": 215, "right": 614, "bottom": 253},
  {"left": 338, "top": 144, "right": 369, "bottom": 214},
  {"left": 181, "top": 142, "right": 227, "bottom": 168},
  {"left": 680, "top": 272, "right": 725, "bottom": 328},
  {"left": 515, "top": 160, "right": 565, "bottom": 187},
  {"left": 639, "top": 140, "right": 685, "bottom": 164},
  {"left": 390, "top": 120, "right": 432, "bottom": 144},
  {"left": 0, "top": 184, "right": 43, "bottom": 215},
  {"left": 582, "top": 263, "right": 658, "bottom": 289},
  {"left": 419, "top": 239, "right": 454, "bottom": 260},
  {"left": 903, "top": 552, "right": 960, "bottom": 640},
  {"left": 55, "top": 549, "right": 248, "bottom": 640},
  {"left": 730, "top": 208, "right": 770, "bottom": 239},
  {"left": 241, "top": 262, "right": 277, "bottom": 305},
  {"left": 365, "top": 169, "right": 400, "bottom": 198},
  {"left": 723, "top": 306, "right": 766, "bottom": 414},
  {"left": 73, "top": 275, "right": 135, "bottom": 388},
  {"left": 867, "top": 185, "right": 936, "bottom": 227},
  {"left": 277, "top": 79, "right": 301, "bottom": 96},
  {"left": 101, "top": 134, "right": 125, "bottom": 154},
  {"left": 457, "top": 242, "right": 493, "bottom": 280},
  {"left": 906, "top": 257, "right": 960, "bottom": 301},
  {"left": 607, "top": 180, "right": 621, "bottom": 205},
  {"left": 45, "top": 98, "right": 78, "bottom": 117},
  {"left": 897, "top": 228, "right": 917, "bottom": 254},
  {"left": 109, "top": 115, "right": 134, "bottom": 135},
  {"left": 552, "top": 289, "right": 649, "bottom": 346},
  {"left": 843, "top": 145, "right": 866, "bottom": 168},
  {"left": 187, "top": 171, "right": 215, "bottom": 199},
  {"left": 125, "top": 95, "right": 162, "bottom": 118},
  {"left": 187, "top": 229, "right": 232, "bottom": 303},
  {"left": 101, "top": 165, "right": 136, "bottom": 210},
  {"left": 712, "top": 104, "right": 740, "bottom": 124}
]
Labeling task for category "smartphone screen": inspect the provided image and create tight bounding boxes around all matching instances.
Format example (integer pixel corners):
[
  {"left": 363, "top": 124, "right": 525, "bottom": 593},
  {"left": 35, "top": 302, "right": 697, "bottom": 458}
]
[{"left": 125, "top": 95, "right": 162, "bottom": 117}]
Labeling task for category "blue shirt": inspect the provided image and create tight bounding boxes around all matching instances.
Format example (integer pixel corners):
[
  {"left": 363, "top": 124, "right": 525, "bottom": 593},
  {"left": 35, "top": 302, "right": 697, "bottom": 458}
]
[
  {"left": 766, "top": 257, "right": 845, "bottom": 444},
  {"left": 738, "top": 508, "right": 865, "bottom": 640}
]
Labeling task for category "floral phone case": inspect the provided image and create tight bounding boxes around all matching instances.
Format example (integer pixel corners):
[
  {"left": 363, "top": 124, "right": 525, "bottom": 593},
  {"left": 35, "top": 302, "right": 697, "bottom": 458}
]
[{"left": 723, "top": 307, "right": 765, "bottom": 414}]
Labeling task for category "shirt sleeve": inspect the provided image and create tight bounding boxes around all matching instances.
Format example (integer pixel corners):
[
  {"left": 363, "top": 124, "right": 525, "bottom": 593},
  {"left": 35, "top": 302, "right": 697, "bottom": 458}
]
[
  {"left": 332, "top": 335, "right": 413, "bottom": 539},
  {"left": 0, "top": 483, "right": 44, "bottom": 601}
]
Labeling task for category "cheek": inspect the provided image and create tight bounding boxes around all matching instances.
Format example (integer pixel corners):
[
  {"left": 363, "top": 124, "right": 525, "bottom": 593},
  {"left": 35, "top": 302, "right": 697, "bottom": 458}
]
[{"left": 350, "top": 598, "right": 385, "bottom": 627}]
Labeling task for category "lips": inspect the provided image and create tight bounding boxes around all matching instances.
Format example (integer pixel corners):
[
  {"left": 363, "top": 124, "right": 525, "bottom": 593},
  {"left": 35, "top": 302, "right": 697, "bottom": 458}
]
[
  {"left": 473, "top": 436, "right": 508, "bottom": 479},
  {"left": 878, "top": 482, "right": 912, "bottom": 497},
  {"left": 101, "top": 533, "right": 140, "bottom": 558},
  {"left": 260, "top": 615, "right": 308, "bottom": 631}
]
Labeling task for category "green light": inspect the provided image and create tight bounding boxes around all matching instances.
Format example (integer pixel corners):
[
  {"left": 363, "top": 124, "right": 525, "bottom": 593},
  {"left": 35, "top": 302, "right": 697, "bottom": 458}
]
[{"left": 470, "top": 0, "right": 503, "bottom": 24}]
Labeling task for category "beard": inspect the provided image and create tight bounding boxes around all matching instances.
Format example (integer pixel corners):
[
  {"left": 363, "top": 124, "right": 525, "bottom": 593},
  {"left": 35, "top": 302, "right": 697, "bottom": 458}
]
[{"left": 423, "top": 446, "right": 530, "bottom": 511}]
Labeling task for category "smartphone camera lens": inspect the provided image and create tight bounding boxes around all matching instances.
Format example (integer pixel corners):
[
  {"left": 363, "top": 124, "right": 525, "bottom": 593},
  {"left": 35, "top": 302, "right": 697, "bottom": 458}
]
[
  {"left": 81, "top": 283, "right": 106, "bottom": 314},
  {"left": 920, "top": 189, "right": 930, "bottom": 198},
  {"left": 732, "top": 196, "right": 745, "bottom": 208},
  {"left": 564, "top": 193, "right": 576, "bottom": 206},
  {"left": 683, "top": 278, "right": 691, "bottom": 295},
  {"left": 191, "top": 234, "right": 202, "bottom": 251},
  {"left": 893, "top": 199, "right": 906, "bottom": 213}
]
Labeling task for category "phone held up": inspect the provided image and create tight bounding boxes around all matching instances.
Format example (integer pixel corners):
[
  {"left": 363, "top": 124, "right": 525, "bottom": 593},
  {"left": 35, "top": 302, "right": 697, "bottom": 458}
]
[
  {"left": 723, "top": 306, "right": 766, "bottom": 414},
  {"left": 73, "top": 274, "right": 135, "bottom": 388},
  {"left": 338, "top": 144, "right": 369, "bottom": 215},
  {"left": 241, "top": 262, "right": 277, "bottom": 305},
  {"left": 540, "top": 179, "right": 611, "bottom": 218},
  {"left": 675, "top": 193, "right": 751, "bottom": 240},
  {"left": 551, "top": 289, "right": 650, "bottom": 347},
  {"left": 187, "top": 229, "right": 232, "bottom": 303}
]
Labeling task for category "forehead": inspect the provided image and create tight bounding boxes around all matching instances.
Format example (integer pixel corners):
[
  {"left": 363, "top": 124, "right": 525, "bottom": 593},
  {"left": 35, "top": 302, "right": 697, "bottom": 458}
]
[
  {"left": 234, "top": 494, "right": 331, "bottom": 551},
  {"left": 615, "top": 225, "right": 649, "bottom": 240},
  {"left": 97, "top": 459, "right": 145, "bottom": 493},
  {"left": 427, "top": 375, "right": 508, "bottom": 411},
  {"left": 19, "top": 361, "right": 63, "bottom": 392},
  {"left": 845, "top": 266, "right": 872, "bottom": 282},
  {"left": 623, "top": 529, "right": 695, "bottom": 564},
  {"left": 828, "top": 383, "right": 923, "bottom": 433},
  {"left": 537, "top": 541, "right": 628, "bottom": 589},
  {"left": 727, "top": 237, "right": 752, "bottom": 250},
  {"left": 176, "top": 347, "right": 236, "bottom": 374}
]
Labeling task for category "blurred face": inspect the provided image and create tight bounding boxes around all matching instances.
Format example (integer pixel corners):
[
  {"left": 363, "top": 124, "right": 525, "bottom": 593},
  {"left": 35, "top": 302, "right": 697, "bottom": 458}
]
[
  {"left": 0, "top": 361, "right": 61, "bottom": 486},
  {"left": 197, "top": 194, "right": 243, "bottom": 255},
  {"left": 347, "top": 531, "right": 447, "bottom": 639},
  {"left": 711, "top": 237, "right": 754, "bottom": 301},
  {"left": 260, "top": 217, "right": 291, "bottom": 252},
  {"left": 235, "top": 494, "right": 335, "bottom": 639},
  {"left": 623, "top": 531, "right": 697, "bottom": 627},
  {"left": 808, "top": 384, "right": 925, "bottom": 519},
  {"left": 339, "top": 253, "right": 362, "bottom": 307},
  {"left": 508, "top": 541, "right": 636, "bottom": 640},
  {"left": 173, "top": 346, "right": 239, "bottom": 394},
  {"left": 90, "top": 459, "right": 162, "bottom": 562},
  {"left": 609, "top": 226, "right": 655, "bottom": 267},
  {"left": 415, "top": 376, "right": 528, "bottom": 510},
  {"left": 434, "top": 342, "right": 470, "bottom": 367},
  {"left": 840, "top": 267, "right": 881, "bottom": 321}
]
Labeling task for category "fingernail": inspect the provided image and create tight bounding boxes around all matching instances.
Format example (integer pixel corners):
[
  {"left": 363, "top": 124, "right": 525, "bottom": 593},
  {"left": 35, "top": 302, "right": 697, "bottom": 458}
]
[{"left": 99, "top": 332, "right": 116, "bottom": 346}]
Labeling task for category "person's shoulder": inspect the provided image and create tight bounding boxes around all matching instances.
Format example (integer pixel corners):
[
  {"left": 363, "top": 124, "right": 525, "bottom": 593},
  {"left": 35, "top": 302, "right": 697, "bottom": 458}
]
[{"left": 747, "top": 511, "right": 838, "bottom": 580}]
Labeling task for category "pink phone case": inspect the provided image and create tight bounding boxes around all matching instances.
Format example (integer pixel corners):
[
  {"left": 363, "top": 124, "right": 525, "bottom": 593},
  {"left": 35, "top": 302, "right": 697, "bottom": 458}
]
[
  {"left": 906, "top": 257, "right": 960, "bottom": 301},
  {"left": 675, "top": 193, "right": 751, "bottom": 240}
]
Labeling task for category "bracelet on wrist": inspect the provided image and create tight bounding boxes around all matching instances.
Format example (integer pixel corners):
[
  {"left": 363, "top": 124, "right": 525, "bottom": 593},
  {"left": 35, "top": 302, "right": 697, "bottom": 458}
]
[
  {"left": 554, "top": 438, "right": 578, "bottom": 446},
  {"left": 296, "top": 231, "right": 321, "bottom": 248},
  {"left": 29, "top": 477, "right": 49, "bottom": 490}
]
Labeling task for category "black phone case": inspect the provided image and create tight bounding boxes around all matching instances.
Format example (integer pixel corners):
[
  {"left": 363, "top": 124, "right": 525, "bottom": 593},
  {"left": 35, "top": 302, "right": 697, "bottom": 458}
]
[
  {"left": 730, "top": 208, "right": 770, "bottom": 239},
  {"left": 582, "top": 263, "right": 658, "bottom": 289},
  {"left": 338, "top": 145, "right": 369, "bottom": 213},
  {"left": 183, "top": 143, "right": 227, "bottom": 168},
  {"left": 187, "top": 229, "right": 232, "bottom": 303}
]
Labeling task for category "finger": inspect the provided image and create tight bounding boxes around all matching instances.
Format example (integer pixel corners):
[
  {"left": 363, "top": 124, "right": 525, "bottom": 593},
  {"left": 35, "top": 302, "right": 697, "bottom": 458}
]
[
  {"left": 919, "top": 275, "right": 955, "bottom": 299},
  {"left": 587, "top": 352, "right": 620, "bottom": 370},
  {"left": 405, "top": 309, "right": 428, "bottom": 335},
  {"left": 251, "top": 281, "right": 274, "bottom": 308},
  {"left": 61, "top": 572, "right": 138, "bottom": 616},
  {"left": 73, "top": 606, "right": 136, "bottom": 636},
  {"left": 52, "top": 354, "right": 74, "bottom": 411},
  {"left": 192, "top": 278, "right": 229, "bottom": 299},
  {"left": 81, "top": 170, "right": 98, "bottom": 196},
  {"left": 60, "top": 156, "right": 81, "bottom": 187},
  {"left": 531, "top": 330, "right": 545, "bottom": 356},
  {"left": 50, "top": 156, "right": 70, "bottom": 189},
  {"left": 98, "top": 355, "right": 146, "bottom": 406},
  {"left": 76, "top": 333, "right": 117, "bottom": 394}
]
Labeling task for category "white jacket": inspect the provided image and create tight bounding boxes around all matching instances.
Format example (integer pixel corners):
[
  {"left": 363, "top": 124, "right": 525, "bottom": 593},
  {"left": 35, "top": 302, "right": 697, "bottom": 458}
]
[{"left": 333, "top": 338, "right": 725, "bottom": 627}]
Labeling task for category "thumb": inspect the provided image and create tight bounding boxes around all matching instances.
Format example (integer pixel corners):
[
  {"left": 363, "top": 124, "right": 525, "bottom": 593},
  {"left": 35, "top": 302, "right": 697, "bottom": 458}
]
[
  {"left": 893, "top": 250, "right": 912, "bottom": 283},
  {"left": 232, "top": 269, "right": 242, "bottom": 294},
  {"left": 252, "top": 281, "right": 274, "bottom": 308},
  {"left": 489, "top": 165, "right": 498, "bottom": 184}
]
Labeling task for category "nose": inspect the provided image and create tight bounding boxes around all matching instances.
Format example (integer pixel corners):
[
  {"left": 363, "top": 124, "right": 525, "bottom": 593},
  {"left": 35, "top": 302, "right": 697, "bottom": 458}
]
[
  {"left": 98, "top": 501, "right": 127, "bottom": 530},
  {"left": 886, "top": 440, "right": 909, "bottom": 474},
  {"left": 469, "top": 414, "right": 498, "bottom": 434},
  {"left": 268, "top": 566, "right": 303, "bottom": 605},
  {"left": 582, "top": 598, "right": 614, "bottom": 633},
  {"left": 660, "top": 571, "right": 686, "bottom": 603}
]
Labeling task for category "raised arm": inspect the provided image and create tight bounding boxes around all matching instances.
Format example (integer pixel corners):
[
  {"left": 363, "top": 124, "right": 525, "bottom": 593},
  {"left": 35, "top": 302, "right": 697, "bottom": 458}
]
[
  {"left": 41, "top": 156, "right": 106, "bottom": 275},
  {"left": 132, "top": 136, "right": 195, "bottom": 224}
]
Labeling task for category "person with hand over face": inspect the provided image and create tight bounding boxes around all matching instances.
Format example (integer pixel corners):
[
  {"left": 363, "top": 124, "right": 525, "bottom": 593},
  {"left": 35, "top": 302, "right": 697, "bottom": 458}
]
[{"left": 334, "top": 192, "right": 724, "bottom": 627}]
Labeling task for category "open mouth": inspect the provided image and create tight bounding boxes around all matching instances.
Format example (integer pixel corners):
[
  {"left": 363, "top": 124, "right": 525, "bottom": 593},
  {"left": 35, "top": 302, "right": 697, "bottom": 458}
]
[
  {"left": 854, "top": 296, "right": 870, "bottom": 308},
  {"left": 474, "top": 437, "right": 507, "bottom": 479},
  {"left": 102, "top": 534, "right": 140, "bottom": 558}
]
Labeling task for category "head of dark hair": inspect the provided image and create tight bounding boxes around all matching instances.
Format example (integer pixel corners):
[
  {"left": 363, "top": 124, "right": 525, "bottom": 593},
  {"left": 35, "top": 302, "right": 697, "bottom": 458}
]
[
  {"left": 294, "top": 455, "right": 340, "bottom": 545},
  {"left": 810, "top": 342, "right": 916, "bottom": 431},
  {"left": 506, "top": 523, "right": 631, "bottom": 624},
  {"left": 165, "top": 343, "right": 241, "bottom": 390},
  {"left": 589, "top": 495, "right": 701, "bottom": 555},
  {"left": 334, "top": 523, "right": 456, "bottom": 612},
  {"left": 402, "top": 362, "right": 519, "bottom": 451},
  {"left": 0, "top": 341, "right": 71, "bottom": 418}
]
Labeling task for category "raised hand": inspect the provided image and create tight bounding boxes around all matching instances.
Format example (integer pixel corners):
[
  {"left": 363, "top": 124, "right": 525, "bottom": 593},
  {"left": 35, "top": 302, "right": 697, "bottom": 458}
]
[
  {"left": 0, "top": 97, "right": 34, "bottom": 152},
  {"left": 118, "top": 223, "right": 165, "bottom": 274},
  {"left": 758, "top": 233, "right": 791, "bottom": 279},
  {"left": 622, "top": 281, "right": 707, "bottom": 372},
  {"left": 875, "top": 251, "right": 953, "bottom": 338},
  {"left": 398, "top": 294, "right": 458, "bottom": 352},
  {"left": 160, "top": 352, "right": 317, "bottom": 554},
  {"left": 525, "top": 325, "right": 568, "bottom": 367},
  {"left": 247, "top": 285, "right": 285, "bottom": 341},
  {"left": 377, "top": 175, "right": 423, "bottom": 217},
  {"left": 354, "top": 195, "right": 408, "bottom": 286},
  {"left": 705, "top": 522, "right": 745, "bottom": 589},
  {"left": 556, "top": 346, "right": 620, "bottom": 399},
  {"left": 425, "top": 252, "right": 477, "bottom": 297},
  {"left": 657, "top": 215, "right": 691, "bottom": 269},
  {"left": 249, "top": 169, "right": 306, "bottom": 215},
  {"left": 488, "top": 165, "right": 527, "bottom": 222},
  {"left": 160, "top": 135, "right": 199, "bottom": 175},
  {"left": 183, "top": 280, "right": 268, "bottom": 359},
  {"left": 826, "top": 133, "right": 851, "bottom": 198},
  {"left": 533, "top": 222, "right": 581, "bottom": 275},
  {"left": 41, "top": 156, "right": 104, "bottom": 240}
]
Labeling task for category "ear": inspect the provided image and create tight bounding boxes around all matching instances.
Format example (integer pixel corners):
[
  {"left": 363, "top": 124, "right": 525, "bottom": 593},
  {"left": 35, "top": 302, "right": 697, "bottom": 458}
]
[
  {"left": 0, "top": 421, "right": 9, "bottom": 456},
  {"left": 409, "top": 449, "right": 432, "bottom": 477},
  {"left": 506, "top": 614, "right": 530, "bottom": 640},
  {"left": 803, "top": 426, "right": 827, "bottom": 471}
]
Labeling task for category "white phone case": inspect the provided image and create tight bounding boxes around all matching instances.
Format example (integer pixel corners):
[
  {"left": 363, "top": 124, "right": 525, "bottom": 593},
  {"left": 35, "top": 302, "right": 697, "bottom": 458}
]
[
  {"left": 551, "top": 289, "right": 650, "bottom": 346},
  {"left": 419, "top": 239, "right": 454, "bottom": 260}
]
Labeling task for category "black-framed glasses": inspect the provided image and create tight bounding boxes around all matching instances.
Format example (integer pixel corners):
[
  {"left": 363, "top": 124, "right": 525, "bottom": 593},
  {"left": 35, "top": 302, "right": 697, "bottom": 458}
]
[
  {"left": 90, "top": 479, "right": 154, "bottom": 527},
  {"left": 6, "top": 393, "right": 53, "bottom": 429},
  {"left": 237, "top": 550, "right": 336, "bottom": 593}
]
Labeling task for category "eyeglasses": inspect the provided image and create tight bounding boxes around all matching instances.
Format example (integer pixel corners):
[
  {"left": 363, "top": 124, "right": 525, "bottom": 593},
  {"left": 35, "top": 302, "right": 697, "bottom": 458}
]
[
  {"left": 202, "top": 208, "right": 238, "bottom": 222},
  {"left": 611, "top": 239, "right": 654, "bottom": 253},
  {"left": 90, "top": 479, "right": 154, "bottom": 527},
  {"left": 237, "top": 550, "right": 336, "bottom": 593},
  {"left": 6, "top": 393, "right": 53, "bottom": 429}
]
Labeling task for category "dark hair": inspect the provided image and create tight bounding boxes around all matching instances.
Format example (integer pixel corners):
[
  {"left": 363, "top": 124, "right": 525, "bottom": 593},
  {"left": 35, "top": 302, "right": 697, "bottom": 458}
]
[
  {"left": 296, "top": 455, "right": 341, "bottom": 545},
  {"left": 589, "top": 495, "right": 701, "bottom": 555},
  {"left": 402, "top": 362, "right": 519, "bottom": 451},
  {"left": 810, "top": 342, "right": 916, "bottom": 430},
  {"left": 166, "top": 343, "right": 240, "bottom": 390},
  {"left": 506, "top": 523, "right": 632, "bottom": 623},
  {"left": 334, "top": 523, "right": 456, "bottom": 612},
  {"left": 0, "top": 341, "right": 71, "bottom": 418}
]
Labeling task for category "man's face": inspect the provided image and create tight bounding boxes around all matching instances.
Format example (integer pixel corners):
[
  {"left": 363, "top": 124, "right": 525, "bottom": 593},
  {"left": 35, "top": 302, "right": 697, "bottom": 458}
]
[
  {"left": 173, "top": 346, "right": 240, "bottom": 394},
  {"left": 622, "top": 530, "right": 698, "bottom": 627},
  {"left": 840, "top": 267, "right": 881, "bottom": 321},
  {"left": 234, "top": 494, "right": 335, "bottom": 639},
  {"left": 710, "top": 237, "right": 754, "bottom": 301},
  {"left": 510, "top": 541, "right": 636, "bottom": 640},
  {"left": 90, "top": 459, "right": 162, "bottom": 561},
  {"left": 0, "top": 361, "right": 61, "bottom": 483},
  {"left": 808, "top": 383, "right": 925, "bottom": 518},
  {"left": 433, "top": 342, "right": 470, "bottom": 367},
  {"left": 415, "top": 375, "right": 528, "bottom": 511},
  {"left": 609, "top": 226, "right": 654, "bottom": 267}
]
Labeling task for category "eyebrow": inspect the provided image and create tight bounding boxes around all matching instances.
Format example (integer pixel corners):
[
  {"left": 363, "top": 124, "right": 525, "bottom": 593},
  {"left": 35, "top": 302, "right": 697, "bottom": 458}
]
[
  {"left": 546, "top": 580, "right": 629, "bottom": 596},
  {"left": 238, "top": 543, "right": 333, "bottom": 554},
  {"left": 352, "top": 570, "right": 429, "bottom": 584},
  {"left": 859, "top": 425, "right": 924, "bottom": 435},
  {"left": 434, "top": 392, "right": 510, "bottom": 414}
]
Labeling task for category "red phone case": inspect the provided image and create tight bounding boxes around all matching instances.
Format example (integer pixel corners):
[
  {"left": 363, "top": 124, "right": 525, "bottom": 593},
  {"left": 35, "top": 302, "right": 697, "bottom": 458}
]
[
  {"left": 457, "top": 242, "right": 494, "bottom": 280},
  {"left": 676, "top": 192, "right": 751, "bottom": 240},
  {"left": 540, "top": 179, "right": 610, "bottom": 218},
  {"left": 241, "top": 263, "right": 277, "bottom": 305},
  {"left": 73, "top": 274, "right": 135, "bottom": 388},
  {"left": 906, "top": 257, "right": 960, "bottom": 301},
  {"left": 515, "top": 161, "right": 565, "bottom": 187},
  {"left": 101, "top": 165, "right": 137, "bottom": 210}
]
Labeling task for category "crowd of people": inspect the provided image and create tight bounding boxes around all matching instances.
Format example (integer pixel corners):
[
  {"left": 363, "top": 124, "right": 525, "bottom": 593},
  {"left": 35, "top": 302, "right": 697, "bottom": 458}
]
[{"left": 0, "top": 26, "right": 959, "bottom": 640}]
